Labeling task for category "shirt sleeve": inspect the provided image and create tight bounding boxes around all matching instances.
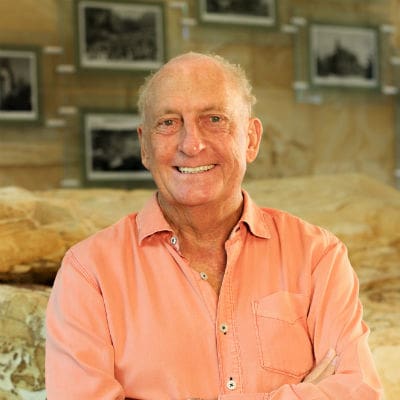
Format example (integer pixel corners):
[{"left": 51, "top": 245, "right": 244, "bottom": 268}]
[
  {"left": 219, "top": 239, "right": 383, "bottom": 400},
  {"left": 45, "top": 250, "right": 125, "bottom": 400}
]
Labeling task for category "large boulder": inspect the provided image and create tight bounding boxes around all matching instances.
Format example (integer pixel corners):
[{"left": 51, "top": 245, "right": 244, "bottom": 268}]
[
  {"left": 0, "top": 186, "right": 153, "bottom": 284},
  {"left": 0, "top": 285, "right": 49, "bottom": 400}
]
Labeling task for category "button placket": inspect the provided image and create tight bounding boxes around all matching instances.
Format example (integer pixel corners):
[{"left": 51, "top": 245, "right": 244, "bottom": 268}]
[{"left": 216, "top": 245, "right": 242, "bottom": 395}]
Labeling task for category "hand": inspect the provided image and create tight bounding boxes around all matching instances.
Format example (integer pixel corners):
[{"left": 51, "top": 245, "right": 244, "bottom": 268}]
[{"left": 303, "top": 348, "right": 338, "bottom": 384}]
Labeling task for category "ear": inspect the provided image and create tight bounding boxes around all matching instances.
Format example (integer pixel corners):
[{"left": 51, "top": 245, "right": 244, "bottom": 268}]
[
  {"left": 137, "top": 125, "right": 150, "bottom": 170},
  {"left": 246, "top": 117, "right": 263, "bottom": 163}
]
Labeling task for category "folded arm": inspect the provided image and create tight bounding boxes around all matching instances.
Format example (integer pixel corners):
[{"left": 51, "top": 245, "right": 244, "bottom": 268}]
[{"left": 218, "top": 240, "right": 383, "bottom": 400}]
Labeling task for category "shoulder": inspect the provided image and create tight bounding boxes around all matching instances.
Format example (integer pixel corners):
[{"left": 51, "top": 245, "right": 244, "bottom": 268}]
[
  {"left": 63, "top": 213, "right": 139, "bottom": 275},
  {"left": 262, "top": 206, "right": 338, "bottom": 243},
  {"left": 73, "top": 213, "right": 138, "bottom": 252},
  {"left": 258, "top": 206, "right": 345, "bottom": 270}
]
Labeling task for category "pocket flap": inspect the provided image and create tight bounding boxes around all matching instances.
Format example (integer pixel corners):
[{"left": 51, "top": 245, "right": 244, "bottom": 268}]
[{"left": 254, "top": 291, "right": 308, "bottom": 323}]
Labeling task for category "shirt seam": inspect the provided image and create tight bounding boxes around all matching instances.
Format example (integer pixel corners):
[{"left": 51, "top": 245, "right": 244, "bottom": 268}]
[{"left": 66, "top": 249, "right": 100, "bottom": 293}]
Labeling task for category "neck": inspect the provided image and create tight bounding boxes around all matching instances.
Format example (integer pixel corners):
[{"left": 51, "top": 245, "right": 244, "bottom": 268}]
[{"left": 158, "top": 192, "right": 244, "bottom": 245}]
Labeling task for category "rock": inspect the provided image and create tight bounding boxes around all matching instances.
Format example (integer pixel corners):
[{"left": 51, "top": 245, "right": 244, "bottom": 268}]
[
  {"left": 0, "top": 285, "right": 50, "bottom": 400},
  {"left": 1, "top": 173, "right": 399, "bottom": 285},
  {"left": 0, "top": 187, "right": 153, "bottom": 284}
]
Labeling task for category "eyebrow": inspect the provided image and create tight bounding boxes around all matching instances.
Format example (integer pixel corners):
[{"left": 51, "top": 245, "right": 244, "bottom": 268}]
[
  {"left": 202, "top": 106, "right": 225, "bottom": 112},
  {"left": 155, "top": 106, "right": 228, "bottom": 117}
]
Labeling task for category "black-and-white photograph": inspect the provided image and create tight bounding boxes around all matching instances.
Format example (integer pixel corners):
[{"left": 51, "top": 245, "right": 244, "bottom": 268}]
[
  {"left": 310, "top": 24, "right": 379, "bottom": 88},
  {"left": 199, "top": 0, "right": 276, "bottom": 27},
  {"left": 77, "top": 0, "right": 165, "bottom": 71},
  {"left": 0, "top": 48, "right": 39, "bottom": 121},
  {"left": 83, "top": 112, "right": 151, "bottom": 184}
]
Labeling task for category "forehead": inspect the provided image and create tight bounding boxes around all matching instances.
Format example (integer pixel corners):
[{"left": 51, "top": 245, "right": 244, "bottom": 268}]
[{"left": 147, "top": 58, "right": 242, "bottom": 112}]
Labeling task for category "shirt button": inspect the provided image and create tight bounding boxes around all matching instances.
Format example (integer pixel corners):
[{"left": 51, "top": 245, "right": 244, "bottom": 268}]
[
  {"left": 200, "top": 271, "right": 208, "bottom": 280},
  {"left": 227, "top": 377, "right": 236, "bottom": 390},
  {"left": 170, "top": 236, "right": 177, "bottom": 246},
  {"left": 219, "top": 323, "right": 228, "bottom": 334}
]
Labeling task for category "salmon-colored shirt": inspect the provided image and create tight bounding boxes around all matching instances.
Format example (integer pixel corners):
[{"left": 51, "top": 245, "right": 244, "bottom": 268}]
[{"left": 45, "top": 191, "right": 382, "bottom": 399}]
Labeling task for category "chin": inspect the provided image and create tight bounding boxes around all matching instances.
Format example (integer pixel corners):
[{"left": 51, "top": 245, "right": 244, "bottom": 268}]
[{"left": 164, "top": 188, "right": 218, "bottom": 208}]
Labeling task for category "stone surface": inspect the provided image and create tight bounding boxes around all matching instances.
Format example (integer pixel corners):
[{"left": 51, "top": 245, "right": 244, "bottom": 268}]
[
  {"left": 0, "top": 186, "right": 152, "bottom": 284},
  {"left": 0, "top": 174, "right": 399, "bottom": 399},
  {"left": 0, "top": 285, "right": 49, "bottom": 400}
]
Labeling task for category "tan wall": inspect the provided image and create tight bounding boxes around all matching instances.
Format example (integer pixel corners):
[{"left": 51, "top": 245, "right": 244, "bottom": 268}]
[{"left": 0, "top": 0, "right": 399, "bottom": 189}]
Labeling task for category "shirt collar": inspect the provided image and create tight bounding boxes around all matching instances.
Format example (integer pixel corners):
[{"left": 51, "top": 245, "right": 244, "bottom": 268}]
[
  {"left": 136, "top": 190, "right": 271, "bottom": 244},
  {"left": 239, "top": 190, "right": 271, "bottom": 239},
  {"left": 136, "top": 193, "right": 173, "bottom": 244}
]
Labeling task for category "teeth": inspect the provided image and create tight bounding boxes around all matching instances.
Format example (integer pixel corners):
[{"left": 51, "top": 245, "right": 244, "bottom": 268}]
[{"left": 178, "top": 165, "right": 215, "bottom": 174}]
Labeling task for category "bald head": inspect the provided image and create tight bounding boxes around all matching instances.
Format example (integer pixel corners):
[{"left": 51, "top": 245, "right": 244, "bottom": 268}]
[{"left": 137, "top": 52, "right": 256, "bottom": 125}]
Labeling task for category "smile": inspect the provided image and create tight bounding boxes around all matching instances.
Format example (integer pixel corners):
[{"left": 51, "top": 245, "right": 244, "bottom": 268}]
[{"left": 177, "top": 165, "right": 215, "bottom": 174}]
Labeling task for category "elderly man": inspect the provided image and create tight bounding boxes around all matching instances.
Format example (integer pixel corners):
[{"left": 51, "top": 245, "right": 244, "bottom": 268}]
[{"left": 45, "top": 52, "right": 382, "bottom": 399}]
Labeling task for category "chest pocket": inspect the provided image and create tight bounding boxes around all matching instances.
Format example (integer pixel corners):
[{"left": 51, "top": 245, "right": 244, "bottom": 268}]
[{"left": 253, "top": 291, "right": 314, "bottom": 378}]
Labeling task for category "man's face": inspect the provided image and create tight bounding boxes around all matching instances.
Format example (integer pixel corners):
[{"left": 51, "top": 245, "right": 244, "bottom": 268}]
[{"left": 138, "top": 57, "right": 262, "bottom": 209}]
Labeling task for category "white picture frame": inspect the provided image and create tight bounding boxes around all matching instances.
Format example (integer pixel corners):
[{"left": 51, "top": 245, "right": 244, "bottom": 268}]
[
  {"left": 0, "top": 47, "right": 40, "bottom": 122},
  {"left": 76, "top": 0, "right": 165, "bottom": 71},
  {"left": 310, "top": 23, "right": 380, "bottom": 89},
  {"left": 199, "top": 0, "right": 276, "bottom": 27},
  {"left": 82, "top": 111, "right": 152, "bottom": 185}
]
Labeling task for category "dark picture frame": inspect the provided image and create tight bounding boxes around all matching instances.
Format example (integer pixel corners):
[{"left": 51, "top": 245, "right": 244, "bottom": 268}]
[
  {"left": 198, "top": 0, "right": 276, "bottom": 27},
  {"left": 0, "top": 46, "right": 40, "bottom": 122},
  {"left": 82, "top": 111, "right": 152, "bottom": 186},
  {"left": 76, "top": 0, "right": 165, "bottom": 71},
  {"left": 309, "top": 23, "right": 380, "bottom": 89}
]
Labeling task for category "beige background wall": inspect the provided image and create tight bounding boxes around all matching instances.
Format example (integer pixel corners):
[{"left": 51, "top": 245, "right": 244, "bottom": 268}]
[{"left": 0, "top": 0, "right": 399, "bottom": 189}]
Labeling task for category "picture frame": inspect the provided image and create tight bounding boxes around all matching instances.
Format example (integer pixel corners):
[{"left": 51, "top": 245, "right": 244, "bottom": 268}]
[
  {"left": 82, "top": 110, "right": 152, "bottom": 186},
  {"left": 0, "top": 46, "right": 40, "bottom": 122},
  {"left": 309, "top": 23, "right": 380, "bottom": 89},
  {"left": 76, "top": 0, "right": 165, "bottom": 71},
  {"left": 198, "top": 0, "right": 276, "bottom": 27}
]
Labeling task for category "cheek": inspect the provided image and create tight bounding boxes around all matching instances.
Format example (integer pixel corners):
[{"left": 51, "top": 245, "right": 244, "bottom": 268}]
[
  {"left": 229, "top": 142, "right": 248, "bottom": 171},
  {"left": 145, "top": 137, "right": 174, "bottom": 167}
]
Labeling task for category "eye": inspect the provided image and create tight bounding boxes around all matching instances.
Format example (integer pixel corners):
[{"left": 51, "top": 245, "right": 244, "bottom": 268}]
[
  {"left": 154, "top": 117, "right": 182, "bottom": 134},
  {"left": 210, "top": 115, "right": 221, "bottom": 123},
  {"left": 199, "top": 113, "right": 229, "bottom": 133}
]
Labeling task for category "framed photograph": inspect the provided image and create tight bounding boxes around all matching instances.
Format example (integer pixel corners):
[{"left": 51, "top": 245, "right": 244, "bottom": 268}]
[
  {"left": 0, "top": 47, "right": 40, "bottom": 122},
  {"left": 199, "top": 0, "right": 276, "bottom": 27},
  {"left": 76, "top": 0, "right": 165, "bottom": 71},
  {"left": 310, "top": 23, "right": 379, "bottom": 89},
  {"left": 82, "top": 111, "right": 152, "bottom": 185}
]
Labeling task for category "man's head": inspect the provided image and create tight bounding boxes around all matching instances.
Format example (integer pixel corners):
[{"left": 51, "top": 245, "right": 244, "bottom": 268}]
[{"left": 137, "top": 52, "right": 263, "bottom": 210}]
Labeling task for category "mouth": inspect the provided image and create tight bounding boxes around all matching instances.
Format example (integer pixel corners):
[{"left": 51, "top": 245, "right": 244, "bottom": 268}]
[{"left": 177, "top": 164, "right": 216, "bottom": 174}]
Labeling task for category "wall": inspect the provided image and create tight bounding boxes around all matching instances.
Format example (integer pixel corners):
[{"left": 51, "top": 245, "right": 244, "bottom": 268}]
[{"left": 0, "top": 0, "right": 399, "bottom": 189}]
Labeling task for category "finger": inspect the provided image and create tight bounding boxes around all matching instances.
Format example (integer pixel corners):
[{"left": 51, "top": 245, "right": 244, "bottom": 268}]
[
  {"left": 304, "top": 348, "right": 336, "bottom": 383},
  {"left": 314, "top": 356, "right": 338, "bottom": 384},
  {"left": 325, "top": 356, "right": 338, "bottom": 377},
  {"left": 305, "top": 353, "right": 337, "bottom": 384}
]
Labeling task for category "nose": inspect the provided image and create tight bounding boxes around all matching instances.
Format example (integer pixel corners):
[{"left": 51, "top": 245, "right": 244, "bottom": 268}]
[{"left": 178, "top": 121, "right": 206, "bottom": 156}]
